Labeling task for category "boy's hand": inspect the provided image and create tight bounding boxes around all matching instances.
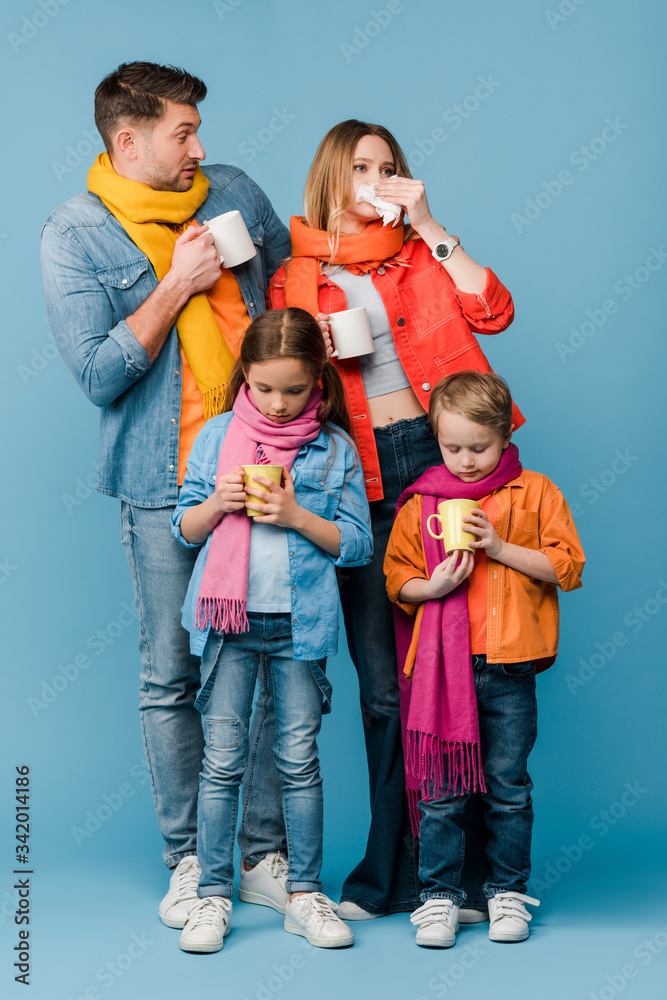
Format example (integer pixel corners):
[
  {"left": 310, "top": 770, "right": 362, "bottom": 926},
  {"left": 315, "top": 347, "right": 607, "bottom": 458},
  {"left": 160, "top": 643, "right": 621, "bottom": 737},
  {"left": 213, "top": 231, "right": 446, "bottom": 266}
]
[
  {"left": 427, "top": 550, "right": 474, "bottom": 598},
  {"left": 214, "top": 466, "right": 247, "bottom": 513},
  {"left": 464, "top": 509, "right": 503, "bottom": 559},
  {"left": 245, "top": 468, "right": 300, "bottom": 527}
]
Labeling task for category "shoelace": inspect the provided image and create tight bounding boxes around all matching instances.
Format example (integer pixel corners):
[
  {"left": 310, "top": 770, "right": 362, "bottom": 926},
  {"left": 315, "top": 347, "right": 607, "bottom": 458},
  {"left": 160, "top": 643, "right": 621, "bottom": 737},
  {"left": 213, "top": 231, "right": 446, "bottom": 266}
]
[
  {"left": 266, "top": 852, "right": 289, "bottom": 880},
  {"left": 173, "top": 857, "right": 201, "bottom": 902},
  {"left": 185, "top": 896, "right": 232, "bottom": 929},
  {"left": 490, "top": 892, "right": 539, "bottom": 923},
  {"left": 410, "top": 898, "right": 459, "bottom": 929},
  {"left": 292, "top": 892, "right": 341, "bottom": 927}
]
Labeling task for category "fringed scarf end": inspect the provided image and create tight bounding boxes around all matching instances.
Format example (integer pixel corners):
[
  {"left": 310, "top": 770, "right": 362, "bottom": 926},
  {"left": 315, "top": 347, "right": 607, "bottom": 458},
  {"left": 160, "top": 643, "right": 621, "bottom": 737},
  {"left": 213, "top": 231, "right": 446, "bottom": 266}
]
[
  {"left": 202, "top": 384, "right": 227, "bottom": 422},
  {"left": 406, "top": 729, "right": 486, "bottom": 803},
  {"left": 196, "top": 596, "right": 248, "bottom": 634}
]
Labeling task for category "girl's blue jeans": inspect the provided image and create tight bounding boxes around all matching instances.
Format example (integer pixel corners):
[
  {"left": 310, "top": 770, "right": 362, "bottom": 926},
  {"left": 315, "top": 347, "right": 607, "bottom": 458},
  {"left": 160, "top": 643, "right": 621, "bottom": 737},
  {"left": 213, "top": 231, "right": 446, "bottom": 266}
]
[
  {"left": 195, "top": 612, "right": 328, "bottom": 898},
  {"left": 418, "top": 655, "right": 538, "bottom": 904}
]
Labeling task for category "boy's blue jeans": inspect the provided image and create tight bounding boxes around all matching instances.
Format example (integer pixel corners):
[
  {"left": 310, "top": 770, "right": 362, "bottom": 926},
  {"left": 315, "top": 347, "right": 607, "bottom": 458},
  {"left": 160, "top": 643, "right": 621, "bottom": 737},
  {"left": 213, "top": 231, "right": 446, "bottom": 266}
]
[
  {"left": 418, "top": 655, "right": 538, "bottom": 904},
  {"left": 195, "top": 613, "right": 329, "bottom": 898}
]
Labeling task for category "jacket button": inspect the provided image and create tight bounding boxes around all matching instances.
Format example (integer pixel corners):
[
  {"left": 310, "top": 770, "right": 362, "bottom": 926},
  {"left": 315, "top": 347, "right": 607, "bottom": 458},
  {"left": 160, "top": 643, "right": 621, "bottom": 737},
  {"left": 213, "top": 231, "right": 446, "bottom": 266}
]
[
  {"left": 397, "top": 317, "right": 405, "bottom": 326},
  {"left": 168, "top": 464, "right": 174, "bottom": 471},
  {"left": 175, "top": 370, "right": 180, "bottom": 376},
  {"left": 121, "top": 278, "right": 128, "bottom": 285},
  {"left": 422, "top": 382, "right": 431, "bottom": 391},
  {"left": 377, "top": 266, "right": 385, "bottom": 275},
  {"left": 290, "top": 552, "right": 295, "bottom": 558},
  {"left": 249, "top": 301, "right": 254, "bottom": 308},
  {"left": 171, "top": 418, "right": 177, "bottom": 424}
]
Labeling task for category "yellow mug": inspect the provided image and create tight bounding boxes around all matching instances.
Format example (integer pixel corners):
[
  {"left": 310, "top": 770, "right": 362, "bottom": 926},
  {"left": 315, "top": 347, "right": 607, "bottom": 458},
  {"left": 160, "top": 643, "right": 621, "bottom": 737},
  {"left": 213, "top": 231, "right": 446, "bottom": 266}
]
[
  {"left": 426, "top": 499, "right": 479, "bottom": 553},
  {"left": 242, "top": 465, "right": 283, "bottom": 517}
]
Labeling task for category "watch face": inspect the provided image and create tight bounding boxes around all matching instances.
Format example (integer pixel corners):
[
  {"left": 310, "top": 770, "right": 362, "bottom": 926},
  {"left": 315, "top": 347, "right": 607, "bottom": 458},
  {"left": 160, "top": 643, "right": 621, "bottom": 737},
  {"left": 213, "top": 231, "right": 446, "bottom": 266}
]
[{"left": 435, "top": 242, "right": 450, "bottom": 259}]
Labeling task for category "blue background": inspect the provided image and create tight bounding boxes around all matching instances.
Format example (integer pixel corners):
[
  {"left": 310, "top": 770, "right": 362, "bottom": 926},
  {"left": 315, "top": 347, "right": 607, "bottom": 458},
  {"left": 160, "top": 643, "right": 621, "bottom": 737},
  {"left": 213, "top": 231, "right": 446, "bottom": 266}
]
[{"left": 1, "top": 0, "right": 665, "bottom": 997}]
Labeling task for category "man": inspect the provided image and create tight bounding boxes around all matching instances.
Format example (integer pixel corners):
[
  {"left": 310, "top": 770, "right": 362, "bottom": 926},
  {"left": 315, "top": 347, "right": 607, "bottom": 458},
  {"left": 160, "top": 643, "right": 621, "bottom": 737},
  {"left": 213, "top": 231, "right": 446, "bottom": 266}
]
[{"left": 41, "top": 62, "right": 291, "bottom": 927}]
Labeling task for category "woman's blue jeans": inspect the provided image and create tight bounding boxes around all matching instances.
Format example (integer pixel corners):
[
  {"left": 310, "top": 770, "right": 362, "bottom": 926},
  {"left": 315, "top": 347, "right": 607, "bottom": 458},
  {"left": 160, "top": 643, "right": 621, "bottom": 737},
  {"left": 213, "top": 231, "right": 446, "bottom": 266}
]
[
  {"left": 418, "top": 656, "right": 538, "bottom": 904},
  {"left": 196, "top": 613, "right": 328, "bottom": 897}
]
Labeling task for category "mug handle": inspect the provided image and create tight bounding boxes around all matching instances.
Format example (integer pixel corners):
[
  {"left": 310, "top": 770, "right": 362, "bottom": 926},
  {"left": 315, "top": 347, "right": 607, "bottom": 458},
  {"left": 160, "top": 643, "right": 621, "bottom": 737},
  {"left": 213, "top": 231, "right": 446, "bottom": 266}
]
[{"left": 426, "top": 513, "right": 444, "bottom": 540}]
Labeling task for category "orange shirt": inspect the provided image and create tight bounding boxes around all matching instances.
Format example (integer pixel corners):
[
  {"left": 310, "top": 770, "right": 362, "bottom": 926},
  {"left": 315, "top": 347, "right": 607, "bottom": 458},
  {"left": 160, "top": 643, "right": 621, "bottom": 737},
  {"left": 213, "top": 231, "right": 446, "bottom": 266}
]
[
  {"left": 177, "top": 221, "right": 250, "bottom": 484},
  {"left": 384, "top": 471, "right": 585, "bottom": 672}
]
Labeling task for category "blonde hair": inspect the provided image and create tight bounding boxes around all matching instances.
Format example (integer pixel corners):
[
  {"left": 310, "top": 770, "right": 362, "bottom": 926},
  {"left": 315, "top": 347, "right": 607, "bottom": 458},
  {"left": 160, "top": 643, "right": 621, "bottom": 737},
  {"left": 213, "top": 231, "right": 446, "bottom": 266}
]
[
  {"left": 304, "top": 119, "right": 413, "bottom": 244},
  {"left": 428, "top": 371, "right": 513, "bottom": 438}
]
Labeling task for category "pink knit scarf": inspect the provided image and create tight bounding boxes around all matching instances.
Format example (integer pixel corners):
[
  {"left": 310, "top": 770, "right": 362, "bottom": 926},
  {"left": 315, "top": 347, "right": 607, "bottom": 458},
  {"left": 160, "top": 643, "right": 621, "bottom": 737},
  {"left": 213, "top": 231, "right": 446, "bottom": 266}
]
[
  {"left": 393, "top": 444, "right": 523, "bottom": 835},
  {"left": 196, "top": 382, "right": 323, "bottom": 634}
]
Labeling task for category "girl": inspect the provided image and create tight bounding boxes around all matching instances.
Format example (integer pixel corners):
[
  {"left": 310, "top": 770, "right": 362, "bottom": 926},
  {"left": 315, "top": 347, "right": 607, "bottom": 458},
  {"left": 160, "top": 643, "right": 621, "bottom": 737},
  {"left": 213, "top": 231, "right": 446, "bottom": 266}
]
[
  {"left": 270, "top": 120, "right": 523, "bottom": 920},
  {"left": 170, "top": 308, "right": 372, "bottom": 952}
]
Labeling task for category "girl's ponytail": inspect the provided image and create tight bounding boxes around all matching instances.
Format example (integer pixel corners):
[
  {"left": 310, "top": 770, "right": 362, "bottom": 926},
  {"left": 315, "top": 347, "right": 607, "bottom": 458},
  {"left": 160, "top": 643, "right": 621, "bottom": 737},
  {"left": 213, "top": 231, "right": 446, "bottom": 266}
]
[{"left": 319, "top": 362, "right": 351, "bottom": 435}]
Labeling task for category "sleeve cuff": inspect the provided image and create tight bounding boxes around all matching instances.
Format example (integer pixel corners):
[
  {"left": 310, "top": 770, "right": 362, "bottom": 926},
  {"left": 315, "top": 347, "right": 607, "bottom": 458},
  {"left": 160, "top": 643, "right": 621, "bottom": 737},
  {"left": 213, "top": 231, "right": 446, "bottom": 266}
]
[
  {"left": 108, "top": 320, "right": 151, "bottom": 379},
  {"left": 334, "top": 520, "right": 372, "bottom": 567},
  {"left": 170, "top": 505, "right": 202, "bottom": 549},
  {"left": 541, "top": 546, "right": 584, "bottom": 592},
  {"left": 454, "top": 267, "right": 512, "bottom": 320},
  {"left": 385, "top": 567, "right": 425, "bottom": 615}
]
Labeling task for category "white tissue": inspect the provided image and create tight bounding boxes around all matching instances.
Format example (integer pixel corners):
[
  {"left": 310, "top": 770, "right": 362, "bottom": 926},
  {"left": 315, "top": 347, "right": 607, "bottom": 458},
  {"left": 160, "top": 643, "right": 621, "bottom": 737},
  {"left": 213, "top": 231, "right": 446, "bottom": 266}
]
[{"left": 356, "top": 183, "right": 402, "bottom": 227}]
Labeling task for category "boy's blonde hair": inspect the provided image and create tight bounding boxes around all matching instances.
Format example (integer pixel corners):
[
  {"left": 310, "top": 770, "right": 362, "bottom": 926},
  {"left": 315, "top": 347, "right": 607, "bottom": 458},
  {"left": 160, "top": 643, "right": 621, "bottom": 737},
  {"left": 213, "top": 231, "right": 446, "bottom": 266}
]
[{"left": 428, "top": 371, "right": 513, "bottom": 438}]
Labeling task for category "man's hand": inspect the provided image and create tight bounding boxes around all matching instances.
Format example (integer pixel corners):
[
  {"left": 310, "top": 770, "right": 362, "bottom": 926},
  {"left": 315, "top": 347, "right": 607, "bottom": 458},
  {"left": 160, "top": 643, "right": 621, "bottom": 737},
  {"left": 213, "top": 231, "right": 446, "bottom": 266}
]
[
  {"left": 315, "top": 312, "right": 334, "bottom": 359},
  {"left": 167, "top": 224, "right": 222, "bottom": 296}
]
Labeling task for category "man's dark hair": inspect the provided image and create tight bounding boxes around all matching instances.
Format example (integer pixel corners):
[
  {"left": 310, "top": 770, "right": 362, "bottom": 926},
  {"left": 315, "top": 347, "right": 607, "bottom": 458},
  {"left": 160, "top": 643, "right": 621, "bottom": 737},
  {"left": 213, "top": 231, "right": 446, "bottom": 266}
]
[{"left": 94, "top": 62, "right": 207, "bottom": 153}]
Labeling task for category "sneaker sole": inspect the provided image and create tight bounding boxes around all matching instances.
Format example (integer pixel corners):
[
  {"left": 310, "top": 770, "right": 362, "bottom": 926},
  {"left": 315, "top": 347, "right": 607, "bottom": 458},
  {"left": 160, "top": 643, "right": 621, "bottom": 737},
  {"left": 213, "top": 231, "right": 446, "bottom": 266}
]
[
  {"left": 489, "top": 929, "right": 529, "bottom": 942},
  {"left": 284, "top": 920, "right": 354, "bottom": 948},
  {"left": 415, "top": 934, "right": 456, "bottom": 948},
  {"left": 179, "top": 924, "right": 230, "bottom": 953},
  {"left": 238, "top": 888, "right": 286, "bottom": 914},
  {"left": 159, "top": 908, "right": 191, "bottom": 929}
]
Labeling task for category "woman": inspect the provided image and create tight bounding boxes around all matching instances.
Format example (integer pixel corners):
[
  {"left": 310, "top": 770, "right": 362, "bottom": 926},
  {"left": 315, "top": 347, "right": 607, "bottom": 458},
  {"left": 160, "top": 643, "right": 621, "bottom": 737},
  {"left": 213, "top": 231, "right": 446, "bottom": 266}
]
[{"left": 270, "top": 120, "right": 523, "bottom": 918}]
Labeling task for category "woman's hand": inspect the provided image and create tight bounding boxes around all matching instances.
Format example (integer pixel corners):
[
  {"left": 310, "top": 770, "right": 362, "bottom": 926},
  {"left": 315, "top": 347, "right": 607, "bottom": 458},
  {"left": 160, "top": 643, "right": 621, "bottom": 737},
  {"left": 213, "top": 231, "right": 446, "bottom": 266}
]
[
  {"left": 245, "top": 468, "right": 300, "bottom": 527},
  {"left": 426, "top": 549, "right": 475, "bottom": 599},
  {"left": 376, "top": 176, "right": 433, "bottom": 229},
  {"left": 315, "top": 312, "right": 334, "bottom": 359},
  {"left": 214, "top": 466, "right": 247, "bottom": 514},
  {"left": 464, "top": 509, "right": 504, "bottom": 559}
]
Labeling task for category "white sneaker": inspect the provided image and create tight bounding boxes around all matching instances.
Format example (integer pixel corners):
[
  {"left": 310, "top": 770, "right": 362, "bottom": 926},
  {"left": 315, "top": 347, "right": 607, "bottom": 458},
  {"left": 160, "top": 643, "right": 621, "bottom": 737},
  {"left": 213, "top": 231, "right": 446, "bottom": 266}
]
[
  {"left": 411, "top": 898, "right": 460, "bottom": 948},
  {"left": 179, "top": 896, "right": 232, "bottom": 953},
  {"left": 337, "top": 901, "right": 379, "bottom": 920},
  {"left": 159, "top": 856, "right": 201, "bottom": 928},
  {"left": 239, "top": 852, "right": 289, "bottom": 914},
  {"left": 284, "top": 892, "right": 354, "bottom": 948},
  {"left": 488, "top": 891, "right": 539, "bottom": 942},
  {"left": 459, "top": 907, "right": 489, "bottom": 924}
]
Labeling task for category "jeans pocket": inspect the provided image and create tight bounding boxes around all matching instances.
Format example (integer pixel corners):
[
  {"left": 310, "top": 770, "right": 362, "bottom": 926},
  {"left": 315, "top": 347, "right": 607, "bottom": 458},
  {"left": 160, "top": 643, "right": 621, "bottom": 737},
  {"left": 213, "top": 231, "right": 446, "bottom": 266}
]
[
  {"left": 498, "top": 660, "right": 536, "bottom": 677},
  {"left": 207, "top": 720, "right": 240, "bottom": 749}
]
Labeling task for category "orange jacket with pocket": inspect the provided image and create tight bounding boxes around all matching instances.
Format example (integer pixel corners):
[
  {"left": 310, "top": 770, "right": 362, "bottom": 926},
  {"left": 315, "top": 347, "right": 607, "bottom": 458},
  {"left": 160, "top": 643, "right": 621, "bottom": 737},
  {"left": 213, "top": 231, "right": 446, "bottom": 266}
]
[{"left": 384, "top": 470, "right": 585, "bottom": 673}]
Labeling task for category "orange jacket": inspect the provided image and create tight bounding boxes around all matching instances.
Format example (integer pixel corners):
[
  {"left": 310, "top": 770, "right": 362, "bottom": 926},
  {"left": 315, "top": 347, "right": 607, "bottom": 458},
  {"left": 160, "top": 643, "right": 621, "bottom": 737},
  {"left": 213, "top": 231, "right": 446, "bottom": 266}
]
[
  {"left": 384, "top": 470, "right": 585, "bottom": 672},
  {"left": 269, "top": 238, "right": 520, "bottom": 501}
]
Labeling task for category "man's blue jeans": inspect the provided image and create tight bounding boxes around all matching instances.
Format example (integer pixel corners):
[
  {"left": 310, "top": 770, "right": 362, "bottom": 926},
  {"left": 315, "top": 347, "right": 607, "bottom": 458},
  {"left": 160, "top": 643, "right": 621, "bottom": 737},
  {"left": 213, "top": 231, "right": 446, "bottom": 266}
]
[
  {"left": 195, "top": 614, "right": 327, "bottom": 898},
  {"left": 121, "top": 503, "right": 286, "bottom": 869},
  {"left": 418, "top": 656, "right": 538, "bottom": 904}
]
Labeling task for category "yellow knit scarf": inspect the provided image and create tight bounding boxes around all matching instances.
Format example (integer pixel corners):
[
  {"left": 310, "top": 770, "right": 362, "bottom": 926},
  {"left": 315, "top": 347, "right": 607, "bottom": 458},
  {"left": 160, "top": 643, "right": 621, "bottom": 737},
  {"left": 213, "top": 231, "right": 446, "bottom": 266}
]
[{"left": 87, "top": 153, "right": 234, "bottom": 419}]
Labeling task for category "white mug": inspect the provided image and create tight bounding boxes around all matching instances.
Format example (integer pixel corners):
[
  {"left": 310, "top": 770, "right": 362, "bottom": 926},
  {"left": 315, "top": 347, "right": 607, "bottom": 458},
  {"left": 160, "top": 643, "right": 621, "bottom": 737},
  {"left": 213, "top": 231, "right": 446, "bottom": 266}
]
[
  {"left": 328, "top": 306, "right": 375, "bottom": 360},
  {"left": 203, "top": 210, "right": 257, "bottom": 268}
]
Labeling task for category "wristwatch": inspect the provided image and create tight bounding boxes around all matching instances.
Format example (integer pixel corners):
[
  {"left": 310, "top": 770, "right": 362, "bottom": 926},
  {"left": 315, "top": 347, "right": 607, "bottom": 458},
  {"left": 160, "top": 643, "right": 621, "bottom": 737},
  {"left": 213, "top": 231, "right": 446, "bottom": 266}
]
[{"left": 432, "top": 236, "right": 460, "bottom": 262}]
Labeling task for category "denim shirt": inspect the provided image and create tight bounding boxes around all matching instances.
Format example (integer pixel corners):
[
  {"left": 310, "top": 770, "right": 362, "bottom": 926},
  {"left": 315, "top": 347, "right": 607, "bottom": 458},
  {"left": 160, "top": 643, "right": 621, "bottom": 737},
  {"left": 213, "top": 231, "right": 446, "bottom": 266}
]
[
  {"left": 171, "top": 412, "right": 373, "bottom": 664},
  {"left": 41, "top": 165, "right": 291, "bottom": 507}
]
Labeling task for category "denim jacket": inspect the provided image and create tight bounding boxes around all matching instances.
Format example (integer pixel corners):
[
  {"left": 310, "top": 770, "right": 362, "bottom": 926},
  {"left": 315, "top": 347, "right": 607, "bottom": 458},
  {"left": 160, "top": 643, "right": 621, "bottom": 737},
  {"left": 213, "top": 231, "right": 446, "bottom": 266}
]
[
  {"left": 171, "top": 412, "right": 373, "bottom": 664},
  {"left": 41, "top": 165, "right": 291, "bottom": 507}
]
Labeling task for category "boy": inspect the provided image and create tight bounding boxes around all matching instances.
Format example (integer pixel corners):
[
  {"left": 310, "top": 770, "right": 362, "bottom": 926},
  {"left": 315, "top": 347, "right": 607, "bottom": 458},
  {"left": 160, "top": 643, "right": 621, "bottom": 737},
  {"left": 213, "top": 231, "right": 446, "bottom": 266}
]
[{"left": 384, "top": 371, "right": 584, "bottom": 948}]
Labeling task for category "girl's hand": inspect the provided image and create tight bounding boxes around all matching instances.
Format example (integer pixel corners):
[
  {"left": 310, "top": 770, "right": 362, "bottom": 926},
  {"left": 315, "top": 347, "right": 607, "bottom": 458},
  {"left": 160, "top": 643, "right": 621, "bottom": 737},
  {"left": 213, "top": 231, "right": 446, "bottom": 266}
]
[
  {"left": 464, "top": 509, "right": 504, "bottom": 559},
  {"left": 315, "top": 312, "right": 334, "bottom": 359},
  {"left": 427, "top": 549, "right": 474, "bottom": 598},
  {"left": 375, "top": 176, "right": 433, "bottom": 229},
  {"left": 245, "top": 468, "right": 300, "bottom": 527},
  {"left": 214, "top": 466, "right": 247, "bottom": 514}
]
